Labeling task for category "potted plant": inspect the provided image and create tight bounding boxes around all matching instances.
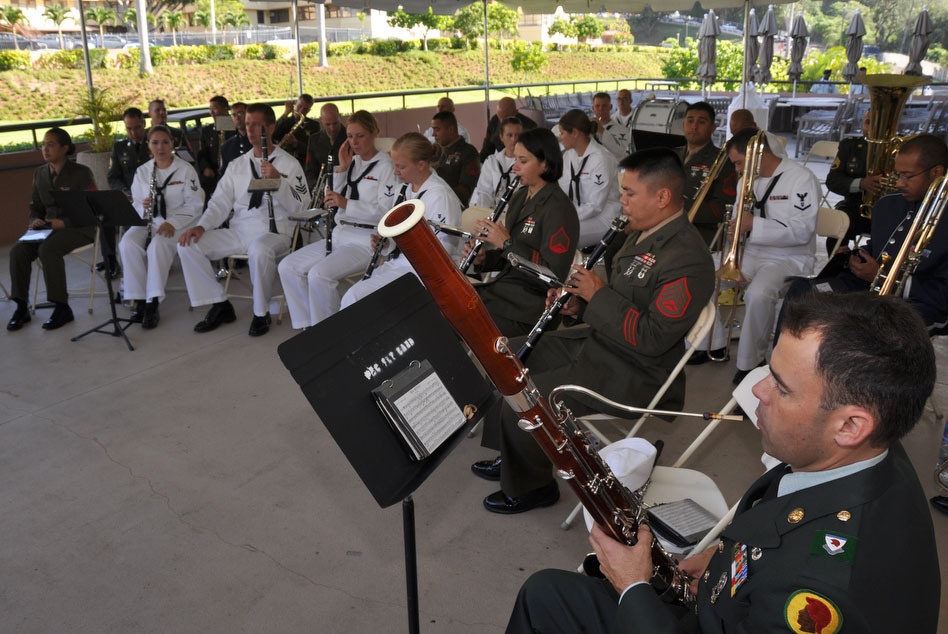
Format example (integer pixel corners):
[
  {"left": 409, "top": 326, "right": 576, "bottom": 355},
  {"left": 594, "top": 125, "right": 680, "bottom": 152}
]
[{"left": 74, "top": 87, "right": 125, "bottom": 189}]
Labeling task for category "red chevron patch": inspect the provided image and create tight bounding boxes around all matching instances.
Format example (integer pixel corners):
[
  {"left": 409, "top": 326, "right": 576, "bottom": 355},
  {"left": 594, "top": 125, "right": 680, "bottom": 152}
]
[
  {"left": 623, "top": 307, "right": 640, "bottom": 346},
  {"left": 549, "top": 227, "right": 571, "bottom": 255},
  {"left": 655, "top": 278, "right": 692, "bottom": 319}
]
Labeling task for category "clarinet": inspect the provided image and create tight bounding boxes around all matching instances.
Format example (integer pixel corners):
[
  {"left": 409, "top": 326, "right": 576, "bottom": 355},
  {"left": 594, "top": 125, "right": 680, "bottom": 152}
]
[
  {"left": 459, "top": 175, "right": 520, "bottom": 274},
  {"left": 260, "top": 127, "right": 279, "bottom": 234},
  {"left": 324, "top": 154, "right": 337, "bottom": 254},
  {"left": 144, "top": 161, "right": 157, "bottom": 249},
  {"left": 377, "top": 201, "right": 693, "bottom": 608},
  {"left": 362, "top": 188, "right": 408, "bottom": 280},
  {"left": 518, "top": 215, "right": 629, "bottom": 362}
]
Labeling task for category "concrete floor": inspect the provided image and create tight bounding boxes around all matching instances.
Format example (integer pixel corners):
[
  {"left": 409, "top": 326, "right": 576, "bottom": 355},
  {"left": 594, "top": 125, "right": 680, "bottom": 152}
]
[{"left": 1, "top": 150, "right": 947, "bottom": 633}]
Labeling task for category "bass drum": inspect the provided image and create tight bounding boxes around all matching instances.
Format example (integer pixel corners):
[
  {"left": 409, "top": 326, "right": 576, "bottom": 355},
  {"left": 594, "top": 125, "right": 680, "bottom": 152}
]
[{"left": 631, "top": 99, "right": 689, "bottom": 135}]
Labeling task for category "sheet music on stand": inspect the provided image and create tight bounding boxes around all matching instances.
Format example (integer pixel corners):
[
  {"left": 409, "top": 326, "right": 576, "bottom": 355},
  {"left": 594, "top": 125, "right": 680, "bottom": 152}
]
[{"left": 372, "top": 359, "right": 467, "bottom": 461}]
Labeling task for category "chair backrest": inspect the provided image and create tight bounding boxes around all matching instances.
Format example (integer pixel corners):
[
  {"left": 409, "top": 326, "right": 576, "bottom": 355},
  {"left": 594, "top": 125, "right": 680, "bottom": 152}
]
[
  {"left": 816, "top": 206, "right": 850, "bottom": 255},
  {"left": 375, "top": 137, "right": 396, "bottom": 154},
  {"left": 804, "top": 140, "right": 839, "bottom": 165}
]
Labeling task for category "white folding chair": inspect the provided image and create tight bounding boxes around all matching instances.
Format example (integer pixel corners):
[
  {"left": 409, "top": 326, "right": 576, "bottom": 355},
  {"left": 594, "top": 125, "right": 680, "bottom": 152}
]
[
  {"left": 580, "top": 299, "right": 718, "bottom": 446},
  {"left": 815, "top": 206, "right": 850, "bottom": 258},
  {"left": 220, "top": 224, "right": 301, "bottom": 325},
  {"left": 31, "top": 227, "right": 104, "bottom": 315},
  {"left": 802, "top": 140, "right": 840, "bottom": 206}
]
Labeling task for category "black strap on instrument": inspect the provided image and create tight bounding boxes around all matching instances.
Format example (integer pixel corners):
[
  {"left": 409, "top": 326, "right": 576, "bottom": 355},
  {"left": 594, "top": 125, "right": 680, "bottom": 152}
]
[
  {"left": 753, "top": 172, "right": 782, "bottom": 219},
  {"left": 341, "top": 159, "right": 379, "bottom": 201},
  {"left": 568, "top": 155, "right": 590, "bottom": 205},
  {"left": 154, "top": 169, "right": 176, "bottom": 219},
  {"left": 248, "top": 161, "right": 264, "bottom": 211}
]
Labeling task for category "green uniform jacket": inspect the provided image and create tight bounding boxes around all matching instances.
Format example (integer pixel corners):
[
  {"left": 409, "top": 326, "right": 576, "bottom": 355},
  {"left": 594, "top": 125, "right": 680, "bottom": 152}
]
[
  {"left": 825, "top": 136, "right": 867, "bottom": 216},
  {"left": 677, "top": 143, "right": 737, "bottom": 246},
  {"left": 618, "top": 443, "right": 940, "bottom": 634},
  {"left": 477, "top": 182, "right": 579, "bottom": 333},
  {"left": 30, "top": 160, "right": 97, "bottom": 234}
]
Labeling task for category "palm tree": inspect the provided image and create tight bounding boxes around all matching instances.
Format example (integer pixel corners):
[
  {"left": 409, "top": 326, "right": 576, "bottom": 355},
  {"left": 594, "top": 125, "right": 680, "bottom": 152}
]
[
  {"left": 42, "top": 3, "right": 72, "bottom": 50},
  {"left": 0, "top": 6, "right": 29, "bottom": 50},
  {"left": 162, "top": 10, "right": 185, "bottom": 46},
  {"left": 192, "top": 9, "right": 212, "bottom": 44},
  {"left": 84, "top": 6, "right": 117, "bottom": 47},
  {"left": 220, "top": 9, "right": 248, "bottom": 45}
]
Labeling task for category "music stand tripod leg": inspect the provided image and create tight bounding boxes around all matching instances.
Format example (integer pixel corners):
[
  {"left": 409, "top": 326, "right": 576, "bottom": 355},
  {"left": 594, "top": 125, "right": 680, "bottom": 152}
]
[
  {"left": 403, "top": 495, "right": 420, "bottom": 634},
  {"left": 71, "top": 264, "right": 135, "bottom": 351}
]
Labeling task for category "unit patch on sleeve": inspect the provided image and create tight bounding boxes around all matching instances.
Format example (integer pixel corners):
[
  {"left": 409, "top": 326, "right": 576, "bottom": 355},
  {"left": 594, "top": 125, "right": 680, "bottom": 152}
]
[{"left": 784, "top": 590, "right": 842, "bottom": 634}]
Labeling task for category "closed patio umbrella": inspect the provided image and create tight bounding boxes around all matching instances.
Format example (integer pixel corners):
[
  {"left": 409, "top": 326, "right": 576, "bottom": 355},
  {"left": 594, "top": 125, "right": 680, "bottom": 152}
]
[
  {"left": 842, "top": 11, "right": 866, "bottom": 82},
  {"left": 744, "top": 7, "right": 759, "bottom": 84},
  {"left": 905, "top": 8, "right": 934, "bottom": 75},
  {"left": 756, "top": 5, "right": 778, "bottom": 84},
  {"left": 787, "top": 13, "right": 809, "bottom": 96},
  {"left": 697, "top": 10, "right": 722, "bottom": 95}
]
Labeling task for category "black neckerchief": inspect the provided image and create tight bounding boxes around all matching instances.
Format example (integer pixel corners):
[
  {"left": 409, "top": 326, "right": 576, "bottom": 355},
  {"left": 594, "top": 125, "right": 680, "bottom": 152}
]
[
  {"left": 753, "top": 172, "right": 783, "bottom": 219},
  {"left": 154, "top": 169, "right": 176, "bottom": 219},
  {"left": 495, "top": 158, "right": 515, "bottom": 196},
  {"left": 248, "top": 161, "right": 265, "bottom": 210},
  {"left": 342, "top": 159, "right": 379, "bottom": 201},
  {"left": 569, "top": 154, "right": 590, "bottom": 205}
]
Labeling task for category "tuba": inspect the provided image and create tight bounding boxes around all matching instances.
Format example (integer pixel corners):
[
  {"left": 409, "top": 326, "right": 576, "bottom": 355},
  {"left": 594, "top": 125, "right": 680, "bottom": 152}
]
[
  {"left": 871, "top": 175, "right": 948, "bottom": 296},
  {"left": 858, "top": 74, "right": 929, "bottom": 219}
]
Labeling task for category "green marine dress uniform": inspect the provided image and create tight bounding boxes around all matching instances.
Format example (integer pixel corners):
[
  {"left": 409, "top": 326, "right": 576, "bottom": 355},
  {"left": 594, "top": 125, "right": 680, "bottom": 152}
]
[
  {"left": 491, "top": 213, "right": 715, "bottom": 497},
  {"left": 476, "top": 182, "right": 579, "bottom": 337}
]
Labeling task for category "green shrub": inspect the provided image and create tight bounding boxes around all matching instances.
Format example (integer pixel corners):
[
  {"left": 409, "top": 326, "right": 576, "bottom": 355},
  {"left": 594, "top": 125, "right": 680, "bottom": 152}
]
[
  {"left": 34, "top": 48, "right": 108, "bottom": 70},
  {"left": 0, "top": 50, "right": 30, "bottom": 71},
  {"left": 300, "top": 42, "right": 320, "bottom": 59},
  {"left": 204, "top": 44, "right": 236, "bottom": 61},
  {"left": 241, "top": 43, "right": 263, "bottom": 59},
  {"left": 261, "top": 43, "right": 285, "bottom": 60},
  {"left": 400, "top": 39, "right": 420, "bottom": 52},
  {"left": 369, "top": 39, "right": 401, "bottom": 56},
  {"left": 612, "top": 33, "right": 633, "bottom": 46},
  {"left": 328, "top": 41, "right": 354, "bottom": 57},
  {"left": 450, "top": 37, "right": 468, "bottom": 50},
  {"left": 427, "top": 37, "right": 452, "bottom": 51}
]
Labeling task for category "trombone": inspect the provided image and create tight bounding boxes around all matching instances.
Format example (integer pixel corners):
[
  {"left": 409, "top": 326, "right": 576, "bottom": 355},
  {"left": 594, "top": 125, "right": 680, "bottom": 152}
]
[{"left": 706, "top": 130, "right": 765, "bottom": 356}]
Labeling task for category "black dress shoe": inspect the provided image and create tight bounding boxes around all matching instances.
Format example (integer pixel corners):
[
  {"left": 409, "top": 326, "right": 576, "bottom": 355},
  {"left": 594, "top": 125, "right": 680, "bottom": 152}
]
[
  {"left": 248, "top": 313, "right": 272, "bottom": 337},
  {"left": 471, "top": 456, "right": 502, "bottom": 481},
  {"left": 688, "top": 347, "right": 729, "bottom": 366},
  {"left": 142, "top": 299, "right": 160, "bottom": 330},
  {"left": 6, "top": 304, "right": 31, "bottom": 331},
  {"left": 42, "top": 304, "right": 74, "bottom": 330},
  {"left": 194, "top": 300, "right": 236, "bottom": 333},
  {"left": 129, "top": 300, "right": 146, "bottom": 323},
  {"left": 483, "top": 481, "right": 559, "bottom": 515},
  {"left": 931, "top": 495, "right": 948, "bottom": 515}
]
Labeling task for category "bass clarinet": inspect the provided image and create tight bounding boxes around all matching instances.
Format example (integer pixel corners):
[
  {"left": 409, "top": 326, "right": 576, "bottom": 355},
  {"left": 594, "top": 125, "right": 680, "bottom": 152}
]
[
  {"left": 459, "top": 175, "right": 521, "bottom": 273},
  {"left": 517, "top": 215, "right": 628, "bottom": 362},
  {"left": 377, "top": 200, "right": 704, "bottom": 608}
]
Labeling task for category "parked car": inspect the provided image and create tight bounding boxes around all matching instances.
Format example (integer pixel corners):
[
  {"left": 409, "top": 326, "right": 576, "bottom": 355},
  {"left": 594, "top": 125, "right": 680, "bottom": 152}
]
[
  {"left": 0, "top": 33, "right": 47, "bottom": 50},
  {"left": 91, "top": 34, "right": 127, "bottom": 49},
  {"left": 37, "top": 34, "right": 77, "bottom": 50}
]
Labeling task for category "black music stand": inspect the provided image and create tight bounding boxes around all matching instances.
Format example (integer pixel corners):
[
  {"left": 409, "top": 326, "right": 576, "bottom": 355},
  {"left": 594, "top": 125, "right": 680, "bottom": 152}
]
[
  {"left": 53, "top": 190, "right": 146, "bottom": 351},
  {"left": 278, "top": 274, "right": 495, "bottom": 634}
]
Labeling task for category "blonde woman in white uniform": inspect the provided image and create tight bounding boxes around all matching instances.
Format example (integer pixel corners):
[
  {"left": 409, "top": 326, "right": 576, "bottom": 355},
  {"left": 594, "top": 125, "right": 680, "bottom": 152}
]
[
  {"left": 278, "top": 110, "right": 396, "bottom": 328},
  {"left": 340, "top": 132, "right": 463, "bottom": 308}
]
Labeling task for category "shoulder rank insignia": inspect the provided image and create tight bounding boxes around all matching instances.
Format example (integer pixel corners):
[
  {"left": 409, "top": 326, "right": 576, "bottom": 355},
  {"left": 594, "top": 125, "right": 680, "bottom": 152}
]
[{"left": 784, "top": 589, "right": 843, "bottom": 634}]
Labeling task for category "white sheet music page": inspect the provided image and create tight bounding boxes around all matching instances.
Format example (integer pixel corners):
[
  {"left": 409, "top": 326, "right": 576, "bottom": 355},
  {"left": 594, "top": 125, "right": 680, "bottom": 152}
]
[{"left": 393, "top": 371, "right": 465, "bottom": 455}]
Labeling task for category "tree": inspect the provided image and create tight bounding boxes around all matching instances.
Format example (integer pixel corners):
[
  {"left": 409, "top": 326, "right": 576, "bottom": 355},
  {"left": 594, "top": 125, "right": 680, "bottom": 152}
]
[
  {"left": 85, "top": 7, "right": 118, "bottom": 47},
  {"left": 387, "top": 7, "right": 445, "bottom": 51},
  {"left": 0, "top": 6, "right": 29, "bottom": 50},
  {"left": 547, "top": 17, "right": 577, "bottom": 39},
  {"left": 629, "top": 6, "right": 662, "bottom": 37},
  {"left": 162, "top": 10, "right": 186, "bottom": 46},
  {"left": 220, "top": 8, "right": 248, "bottom": 45},
  {"left": 125, "top": 7, "right": 158, "bottom": 31},
  {"left": 486, "top": 2, "right": 519, "bottom": 50},
  {"left": 510, "top": 40, "right": 546, "bottom": 74},
  {"left": 42, "top": 4, "right": 72, "bottom": 50},
  {"left": 192, "top": 8, "right": 212, "bottom": 30},
  {"left": 572, "top": 15, "right": 604, "bottom": 43}
]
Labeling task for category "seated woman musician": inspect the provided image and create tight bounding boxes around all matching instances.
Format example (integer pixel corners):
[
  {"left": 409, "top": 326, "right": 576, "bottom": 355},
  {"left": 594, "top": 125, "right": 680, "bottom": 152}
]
[
  {"left": 7, "top": 127, "right": 97, "bottom": 332},
  {"left": 119, "top": 124, "right": 204, "bottom": 329},
  {"left": 464, "top": 128, "right": 579, "bottom": 337},
  {"left": 278, "top": 110, "right": 395, "bottom": 329},
  {"left": 556, "top": 109, "right": 622, "bottom": 249},
  {"left": 340, "top": 132, "right": 463, "bottom": 310}
]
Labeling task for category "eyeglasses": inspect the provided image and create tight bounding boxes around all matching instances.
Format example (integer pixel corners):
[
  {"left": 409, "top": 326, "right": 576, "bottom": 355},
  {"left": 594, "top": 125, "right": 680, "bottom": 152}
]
[{"left": 893, "top": 167, "right": 933, "bottom": 182}]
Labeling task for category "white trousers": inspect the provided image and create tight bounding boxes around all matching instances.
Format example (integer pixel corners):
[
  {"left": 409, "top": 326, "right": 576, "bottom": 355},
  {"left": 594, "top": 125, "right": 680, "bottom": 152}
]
[
  {"left": 734, "top": 250, "right": 812, "bottom": 371},
  {"left": 177, "top": 228, "right": 290, "bottom": 317},
  {"left": 119, "top": 226, "right": 180, "bottom": 302},
  {"left": 278, "top": 230, "right": 374, "bottom": 329},
  {"left": 340, "top": 259, "right": 414, "bottom": 311}
]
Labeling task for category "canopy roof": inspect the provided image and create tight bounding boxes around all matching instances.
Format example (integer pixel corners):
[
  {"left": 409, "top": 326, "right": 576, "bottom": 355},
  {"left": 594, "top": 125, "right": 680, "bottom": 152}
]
[{"left": 309, "top": 0, "right": 794, "bottom": 17}]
